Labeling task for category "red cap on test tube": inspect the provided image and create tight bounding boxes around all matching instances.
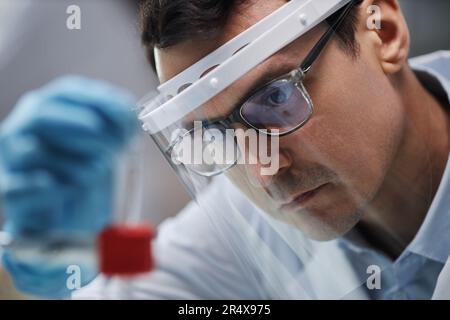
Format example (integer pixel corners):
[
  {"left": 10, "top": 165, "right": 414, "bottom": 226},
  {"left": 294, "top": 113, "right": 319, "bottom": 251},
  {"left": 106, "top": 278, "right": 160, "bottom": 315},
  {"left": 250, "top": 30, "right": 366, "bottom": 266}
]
[{"left": 98, "top": 224, "right": 154, "bottom": 276}]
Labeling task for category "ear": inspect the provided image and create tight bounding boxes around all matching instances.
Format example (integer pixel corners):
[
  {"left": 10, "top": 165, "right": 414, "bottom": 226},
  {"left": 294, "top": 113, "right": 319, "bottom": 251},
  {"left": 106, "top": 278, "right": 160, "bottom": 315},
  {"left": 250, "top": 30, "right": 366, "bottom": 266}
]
[{"left": 360, "top": 0, "right": 410, "bottom": 74}]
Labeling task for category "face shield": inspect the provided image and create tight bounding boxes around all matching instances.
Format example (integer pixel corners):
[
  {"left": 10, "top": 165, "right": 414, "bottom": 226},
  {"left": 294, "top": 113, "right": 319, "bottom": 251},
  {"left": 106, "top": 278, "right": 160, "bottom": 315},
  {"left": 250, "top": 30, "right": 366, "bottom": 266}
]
[{"left": 138, "top": 0, "right": 383, "bottom": 299}]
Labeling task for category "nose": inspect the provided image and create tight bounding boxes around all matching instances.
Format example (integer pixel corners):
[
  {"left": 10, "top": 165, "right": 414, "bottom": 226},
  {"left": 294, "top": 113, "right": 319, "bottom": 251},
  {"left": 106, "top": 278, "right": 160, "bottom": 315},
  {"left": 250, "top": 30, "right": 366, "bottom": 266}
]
[{"left": 244, "top": 149, "right": 292, "bottom": 188}]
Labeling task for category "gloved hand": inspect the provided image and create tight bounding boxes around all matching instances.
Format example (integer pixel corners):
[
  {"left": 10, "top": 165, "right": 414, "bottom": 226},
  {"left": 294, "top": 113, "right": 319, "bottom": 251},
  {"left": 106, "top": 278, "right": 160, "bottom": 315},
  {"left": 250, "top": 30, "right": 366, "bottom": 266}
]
[{"left": 0, "top": 76, "right": 139, "bottom": 298}]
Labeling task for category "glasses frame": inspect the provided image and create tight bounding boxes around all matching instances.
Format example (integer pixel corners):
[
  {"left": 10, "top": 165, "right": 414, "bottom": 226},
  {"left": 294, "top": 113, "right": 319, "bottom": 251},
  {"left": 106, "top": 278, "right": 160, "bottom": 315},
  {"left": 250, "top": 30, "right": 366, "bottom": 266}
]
[{"left": 166, "top": 0, "right": 357, "bottom": 176}]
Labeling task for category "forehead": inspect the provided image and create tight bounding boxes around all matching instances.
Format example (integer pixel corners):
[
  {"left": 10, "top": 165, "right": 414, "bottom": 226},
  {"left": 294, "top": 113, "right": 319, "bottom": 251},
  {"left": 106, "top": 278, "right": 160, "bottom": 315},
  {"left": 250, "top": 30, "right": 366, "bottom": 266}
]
[{"left": 155, "top": 0, "right": 287, "bottom": 83}]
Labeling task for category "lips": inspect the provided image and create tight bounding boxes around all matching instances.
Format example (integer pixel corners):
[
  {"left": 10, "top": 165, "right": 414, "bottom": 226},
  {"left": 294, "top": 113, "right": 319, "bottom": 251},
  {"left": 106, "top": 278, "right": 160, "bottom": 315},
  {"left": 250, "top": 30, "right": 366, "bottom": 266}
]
[{"left": 280, "top": 183, "right": 328, "bottom": 212}]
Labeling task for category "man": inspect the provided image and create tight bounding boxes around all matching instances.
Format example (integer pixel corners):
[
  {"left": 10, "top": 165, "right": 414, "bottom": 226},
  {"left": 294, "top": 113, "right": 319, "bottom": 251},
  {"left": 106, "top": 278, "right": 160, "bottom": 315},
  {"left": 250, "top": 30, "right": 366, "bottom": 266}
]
[{"left": 1, "top": 0, "right": 450, "bottom": 299}]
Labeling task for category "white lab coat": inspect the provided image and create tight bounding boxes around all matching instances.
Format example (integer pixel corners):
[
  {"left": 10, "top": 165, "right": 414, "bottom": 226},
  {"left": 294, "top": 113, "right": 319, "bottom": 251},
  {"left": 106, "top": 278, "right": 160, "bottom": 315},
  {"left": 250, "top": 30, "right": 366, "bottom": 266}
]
[{"left": 433, "top": 257, "right": 450, "bottom": 299}]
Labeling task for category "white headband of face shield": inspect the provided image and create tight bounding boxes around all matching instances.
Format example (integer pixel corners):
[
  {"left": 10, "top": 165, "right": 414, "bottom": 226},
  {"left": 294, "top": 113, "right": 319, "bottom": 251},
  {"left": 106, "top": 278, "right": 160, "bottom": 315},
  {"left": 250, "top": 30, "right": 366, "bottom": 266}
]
[{"left": 139, "top": 0, "right": 352, "bottom": 134}]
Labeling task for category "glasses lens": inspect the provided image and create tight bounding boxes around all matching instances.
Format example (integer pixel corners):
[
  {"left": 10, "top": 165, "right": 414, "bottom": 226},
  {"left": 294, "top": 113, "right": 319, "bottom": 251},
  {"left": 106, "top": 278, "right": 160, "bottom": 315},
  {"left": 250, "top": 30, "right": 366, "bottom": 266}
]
[
  {"left": 240, "top": 79, "right": 312, "bottom": 134},
  {"left": 170, "top": 123, "right": 239, "bottom": 177}
]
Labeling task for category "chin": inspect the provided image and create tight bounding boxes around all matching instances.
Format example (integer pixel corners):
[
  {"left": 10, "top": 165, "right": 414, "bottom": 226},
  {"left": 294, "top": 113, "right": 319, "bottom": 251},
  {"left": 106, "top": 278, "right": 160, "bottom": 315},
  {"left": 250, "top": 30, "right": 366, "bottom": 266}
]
[
  {"left": 282, "top": 206, "right": 363, "bottom": 242},
  {"left": 300, "top": 224, "right": 348, "bottom": 242}
]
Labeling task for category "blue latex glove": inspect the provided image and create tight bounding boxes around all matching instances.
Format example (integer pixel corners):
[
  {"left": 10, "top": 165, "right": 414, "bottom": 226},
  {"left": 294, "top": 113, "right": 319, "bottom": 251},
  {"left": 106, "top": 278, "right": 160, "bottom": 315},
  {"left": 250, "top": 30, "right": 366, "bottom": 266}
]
[{"left": 0, "top": 76, "right": 139, "bottom": 298}]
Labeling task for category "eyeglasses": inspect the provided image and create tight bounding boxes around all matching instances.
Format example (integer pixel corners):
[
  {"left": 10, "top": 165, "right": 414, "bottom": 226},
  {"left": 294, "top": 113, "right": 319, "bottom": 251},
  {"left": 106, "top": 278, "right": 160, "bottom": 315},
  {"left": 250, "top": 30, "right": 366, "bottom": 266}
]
[{"left": 168, "top": 0, "right": 357, "bottom": 176}]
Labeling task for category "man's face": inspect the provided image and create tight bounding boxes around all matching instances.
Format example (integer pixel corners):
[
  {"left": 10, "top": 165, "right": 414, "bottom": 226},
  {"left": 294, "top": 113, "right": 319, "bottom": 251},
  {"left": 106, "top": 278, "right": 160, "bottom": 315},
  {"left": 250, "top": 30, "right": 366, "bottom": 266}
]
[{"left": 155, "top": 0, "right": 406, "bottom": 241}]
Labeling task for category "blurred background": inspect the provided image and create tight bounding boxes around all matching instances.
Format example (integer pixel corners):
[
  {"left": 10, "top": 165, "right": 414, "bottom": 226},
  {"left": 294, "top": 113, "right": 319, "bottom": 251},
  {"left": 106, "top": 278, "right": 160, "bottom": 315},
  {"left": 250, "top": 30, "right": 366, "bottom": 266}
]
[{"left": 0, "top": 0, "right": 449, "bottom": 226}]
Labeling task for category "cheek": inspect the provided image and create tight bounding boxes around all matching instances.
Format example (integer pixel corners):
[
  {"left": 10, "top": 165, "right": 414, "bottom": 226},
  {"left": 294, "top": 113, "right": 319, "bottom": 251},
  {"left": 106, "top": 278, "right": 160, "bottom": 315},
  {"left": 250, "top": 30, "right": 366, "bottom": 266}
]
[{"left": 301, "top": 67, "right": 405, "bottom": 202}]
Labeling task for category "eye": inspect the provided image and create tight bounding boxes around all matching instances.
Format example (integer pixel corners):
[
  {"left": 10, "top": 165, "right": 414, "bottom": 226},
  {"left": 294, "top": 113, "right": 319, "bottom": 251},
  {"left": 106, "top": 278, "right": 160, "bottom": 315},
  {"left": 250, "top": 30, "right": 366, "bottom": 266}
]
[{"left": 264, "top": 83, "right": 293, "bottom": 106}]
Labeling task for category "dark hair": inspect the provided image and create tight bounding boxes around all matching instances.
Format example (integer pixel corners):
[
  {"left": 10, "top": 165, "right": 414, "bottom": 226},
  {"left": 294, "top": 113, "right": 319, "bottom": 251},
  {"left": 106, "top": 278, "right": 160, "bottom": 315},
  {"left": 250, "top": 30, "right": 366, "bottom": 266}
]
[{"left": 140, "top": 0, "right": 363, "bottom": 67}]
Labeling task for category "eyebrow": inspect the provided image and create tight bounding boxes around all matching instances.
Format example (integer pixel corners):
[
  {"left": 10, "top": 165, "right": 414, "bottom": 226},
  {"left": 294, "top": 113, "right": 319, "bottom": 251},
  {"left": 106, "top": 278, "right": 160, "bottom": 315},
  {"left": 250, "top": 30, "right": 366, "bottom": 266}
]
[{"left": 180, "top": 62, "right": 294, "bottom": 129}]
